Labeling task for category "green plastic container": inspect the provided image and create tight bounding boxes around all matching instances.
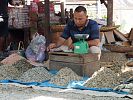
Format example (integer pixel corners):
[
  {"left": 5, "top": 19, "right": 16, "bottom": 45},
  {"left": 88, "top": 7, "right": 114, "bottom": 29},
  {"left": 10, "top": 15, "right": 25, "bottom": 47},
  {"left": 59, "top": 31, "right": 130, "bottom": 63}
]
[{"left": 73, "top": 40, "right": 89, "bottom": 54}]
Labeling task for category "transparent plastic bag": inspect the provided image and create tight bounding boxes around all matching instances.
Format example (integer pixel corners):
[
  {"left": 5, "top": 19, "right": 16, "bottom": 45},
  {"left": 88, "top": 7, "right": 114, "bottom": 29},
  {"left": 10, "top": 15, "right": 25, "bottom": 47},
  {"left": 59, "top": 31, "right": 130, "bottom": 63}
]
[{"left": 25, "top": 33, "right": 46, "bottom": 62}]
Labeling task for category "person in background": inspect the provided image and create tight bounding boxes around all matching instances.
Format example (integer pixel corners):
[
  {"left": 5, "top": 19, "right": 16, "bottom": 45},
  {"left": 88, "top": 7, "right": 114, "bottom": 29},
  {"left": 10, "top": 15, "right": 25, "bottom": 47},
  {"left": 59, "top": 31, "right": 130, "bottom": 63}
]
[
  {"left": 0, "top": 0, "right": 14, "bottom": 51},
  {"left": 47, "top": 6, "right": 101, "bottom": 59}
]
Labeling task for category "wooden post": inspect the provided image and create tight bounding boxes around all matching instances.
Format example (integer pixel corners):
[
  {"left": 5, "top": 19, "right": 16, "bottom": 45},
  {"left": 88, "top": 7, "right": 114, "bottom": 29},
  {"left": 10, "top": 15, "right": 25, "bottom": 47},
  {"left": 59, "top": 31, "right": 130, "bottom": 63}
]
[
  {"left": 44, "top": 0, "right": 50, "bottom": 44},
  {"left": 107, "top": 0, "right": 113, "bottom": 26},
  {"left": 70, "top": 8, "right": 73, "bottom": 20},
  {"left": 60, "top": 2, "right": 65, "bottom": 24}
]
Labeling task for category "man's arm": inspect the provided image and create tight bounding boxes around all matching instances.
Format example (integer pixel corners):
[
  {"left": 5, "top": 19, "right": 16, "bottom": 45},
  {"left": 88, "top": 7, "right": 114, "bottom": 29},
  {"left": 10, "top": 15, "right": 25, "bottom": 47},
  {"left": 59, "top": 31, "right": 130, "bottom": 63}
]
[
  {"left": 88, "top": 20, "right": 100, "bottom": 47},
  {"left": 88, "top": 39, "right": 100, "bottom": 47},
  {"left": 47, "top": 37, "right": 66, "bottom": 51}
]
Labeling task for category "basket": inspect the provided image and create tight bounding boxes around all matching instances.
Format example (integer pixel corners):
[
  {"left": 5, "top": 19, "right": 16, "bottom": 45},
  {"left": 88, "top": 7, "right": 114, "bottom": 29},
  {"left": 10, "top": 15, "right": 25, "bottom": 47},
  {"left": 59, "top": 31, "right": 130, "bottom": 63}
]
[
  {"left": 100, "top": 25, "right": 120, "bottom": 32},
  {"left": 9, "top": 41, "right": 25, "bottom": 57},
  {"left": 50, "top": 25, "right": 65, "bottom": 32},
  {"left": 103, "top": 44, "right": 133, "bottom": 53}
]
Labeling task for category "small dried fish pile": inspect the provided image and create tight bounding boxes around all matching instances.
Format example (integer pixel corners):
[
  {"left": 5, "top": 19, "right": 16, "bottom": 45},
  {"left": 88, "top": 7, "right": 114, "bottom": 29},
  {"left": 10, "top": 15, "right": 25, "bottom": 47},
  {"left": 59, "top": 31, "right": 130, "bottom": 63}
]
[
  {"left": 100, "top": 61, "right": 123, "bottom": 73},
  {"left": 19, "top": 67, "right": 53, "bottom": 82},
  {"left": 83, "top": 67, "right": 120, "bottom": 88},
  {"left": 12, "top": 59, "right": 33, "bottom": 74},
  {"left": 1, "top": 53, "right": 24, "bottom": 65},
  {"left": 100, "top": 52, "right": 127, "bottom": 62},
  {"left": 0, "top": 64, "right": 20, "bottom": 80},
  {"left": 118, "top": 70, "right": 133, "bottom": 83},
  {"left": 49, "top": 67, "right": 82, "bottom": 86}
]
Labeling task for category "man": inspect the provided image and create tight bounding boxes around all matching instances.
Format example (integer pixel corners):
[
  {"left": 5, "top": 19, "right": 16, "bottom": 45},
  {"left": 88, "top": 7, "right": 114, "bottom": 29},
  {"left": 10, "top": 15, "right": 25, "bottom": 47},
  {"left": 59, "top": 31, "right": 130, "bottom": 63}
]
[
  {"left": 0, "top": 0, "right": 13, "bottom": 51},
  {"left": 48, "top": 6, "right": 101, "bottom": 58}
]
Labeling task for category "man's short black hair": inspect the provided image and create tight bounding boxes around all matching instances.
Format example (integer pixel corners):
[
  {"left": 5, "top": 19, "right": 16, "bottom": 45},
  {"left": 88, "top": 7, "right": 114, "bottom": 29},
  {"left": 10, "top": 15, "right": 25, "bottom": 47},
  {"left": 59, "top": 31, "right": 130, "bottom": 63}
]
[{"left": 74, "top": 6, "right": 87, "bottom": 14}]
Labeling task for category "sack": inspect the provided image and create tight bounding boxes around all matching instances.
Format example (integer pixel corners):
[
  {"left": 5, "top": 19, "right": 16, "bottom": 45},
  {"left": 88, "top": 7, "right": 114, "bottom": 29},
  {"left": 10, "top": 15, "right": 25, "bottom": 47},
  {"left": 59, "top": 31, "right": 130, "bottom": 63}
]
[{"left": 25, "top": 33, "right": 47, "bottom": 62}]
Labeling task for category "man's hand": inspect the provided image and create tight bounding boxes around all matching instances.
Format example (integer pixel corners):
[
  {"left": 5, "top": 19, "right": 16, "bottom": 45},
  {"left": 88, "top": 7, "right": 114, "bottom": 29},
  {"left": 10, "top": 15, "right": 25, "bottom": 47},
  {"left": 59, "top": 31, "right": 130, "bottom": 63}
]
[
  {"left": 47, "top": 43, "right": 57, "bottom": 51},
  {"left": 68, "top": 44, "right": 74, "bottom": 50}
]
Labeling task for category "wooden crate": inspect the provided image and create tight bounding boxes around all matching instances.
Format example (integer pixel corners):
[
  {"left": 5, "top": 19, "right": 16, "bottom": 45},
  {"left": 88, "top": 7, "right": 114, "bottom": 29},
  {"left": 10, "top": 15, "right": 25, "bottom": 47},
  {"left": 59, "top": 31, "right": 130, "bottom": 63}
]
[{"left": 49, "top": 52, "right": 99, "bottom": 77}]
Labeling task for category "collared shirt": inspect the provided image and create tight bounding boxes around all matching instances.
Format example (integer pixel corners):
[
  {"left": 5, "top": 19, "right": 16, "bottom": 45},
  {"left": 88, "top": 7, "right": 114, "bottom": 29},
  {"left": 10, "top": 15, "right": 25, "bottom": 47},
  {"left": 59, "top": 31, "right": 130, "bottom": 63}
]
[
  {"left": 0, "top": 0, "right": 12, "bottom": 18},
  {"left": 61, "top": 19, "right": 100, "bottom": 43}
]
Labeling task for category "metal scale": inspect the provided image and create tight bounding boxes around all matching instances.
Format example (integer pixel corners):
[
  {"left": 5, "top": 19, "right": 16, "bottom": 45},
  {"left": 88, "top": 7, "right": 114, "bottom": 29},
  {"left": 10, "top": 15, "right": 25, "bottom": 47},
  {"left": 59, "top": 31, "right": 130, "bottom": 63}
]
[{"left": 73, "top": 34, "right": 89, "bottom": 54}]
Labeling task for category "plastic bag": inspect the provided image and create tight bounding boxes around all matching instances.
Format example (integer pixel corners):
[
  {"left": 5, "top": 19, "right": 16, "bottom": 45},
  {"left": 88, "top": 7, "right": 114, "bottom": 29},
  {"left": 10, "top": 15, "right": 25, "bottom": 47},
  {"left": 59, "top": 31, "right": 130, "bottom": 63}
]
[{"left": 25, "top": 33, "right": 46, "bottom": 62}]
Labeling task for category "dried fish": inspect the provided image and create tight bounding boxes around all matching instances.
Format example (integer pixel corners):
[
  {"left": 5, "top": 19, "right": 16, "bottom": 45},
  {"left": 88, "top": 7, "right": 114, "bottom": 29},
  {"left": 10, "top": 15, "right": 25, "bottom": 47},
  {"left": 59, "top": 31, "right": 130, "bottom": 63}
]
[
  {"left": 19, "top": 67, "right": 53, "bottom": 82},
  {"left": 83, "top": 67, "right": 120, "bottom": 88},
  {"left": 49, "top": 67, "right": 82, "bottom": 86},
  {"left": 0, "top": 65, "right": 20, "bottom": 80}
]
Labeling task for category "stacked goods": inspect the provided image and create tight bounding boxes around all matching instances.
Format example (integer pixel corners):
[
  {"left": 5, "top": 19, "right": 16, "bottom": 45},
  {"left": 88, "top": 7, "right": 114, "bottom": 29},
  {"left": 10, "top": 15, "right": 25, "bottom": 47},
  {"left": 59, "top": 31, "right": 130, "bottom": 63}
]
[
  {"left": 0, "top": 65, "right": 20, "bottom": 80},
  {"left": 49, "top": 67, "right": 82, "bottom": 86},
  {"left": 19, "top": 67, "right": 53, "bottom": 82},
  {"left": 8, "top": 5, "right": 29, "bottom": 28},
  {"left": 83, "top": 67, "right": 120, "bottom": 88}
]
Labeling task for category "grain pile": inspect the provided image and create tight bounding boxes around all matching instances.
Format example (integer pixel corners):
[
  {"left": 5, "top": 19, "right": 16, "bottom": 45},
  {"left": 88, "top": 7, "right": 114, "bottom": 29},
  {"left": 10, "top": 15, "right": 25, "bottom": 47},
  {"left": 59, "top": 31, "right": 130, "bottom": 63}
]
[
  {"left": 0, "top": 65, "right": 20, "bottom": 80},
  {"left": 1, "top": 53, "right": 24, "bottom": 65},
  {"left": 1, "top": 53, "right": 33, "bottom": 74},
  {"left": 98, "top": 52, "right": 128, "bottom": 74},
  {"left": 100, "top": 52, "right": 127, "bottom": 62},
  {"left": 118, "top": 70, "right": 133, "bottom": 83},
  {"left": 49, "top": 67, "right": 82, "bottom": 86},
  {"left": 99, "top": 61, "right": 123, "bottom": 73},
  {"left": 0, "top": 53, "right": 33, "bottom": 78},
  {"left": 83, "top": 67, "right": 120, "bottom": 88},
  {"left": 12, "top": 58, "right": 33, "bottom": 74},
  {"left": 19, "top": 67, "right": 53, "bottom": 82}
]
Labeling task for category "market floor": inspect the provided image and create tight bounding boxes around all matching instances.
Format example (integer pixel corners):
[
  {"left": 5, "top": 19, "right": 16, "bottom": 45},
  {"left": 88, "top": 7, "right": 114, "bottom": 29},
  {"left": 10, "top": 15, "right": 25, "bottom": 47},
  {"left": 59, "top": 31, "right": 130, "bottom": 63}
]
[{"left": 0, "top": 83, "right": 132, "bottom": 100}]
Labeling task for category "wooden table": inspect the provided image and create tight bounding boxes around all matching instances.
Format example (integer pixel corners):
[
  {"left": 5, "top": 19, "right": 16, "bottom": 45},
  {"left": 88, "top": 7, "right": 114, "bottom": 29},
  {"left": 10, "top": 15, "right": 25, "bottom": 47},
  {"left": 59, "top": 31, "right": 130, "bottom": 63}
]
[{"left": 49, "top": 52, "right": 100, "bottom": 77}]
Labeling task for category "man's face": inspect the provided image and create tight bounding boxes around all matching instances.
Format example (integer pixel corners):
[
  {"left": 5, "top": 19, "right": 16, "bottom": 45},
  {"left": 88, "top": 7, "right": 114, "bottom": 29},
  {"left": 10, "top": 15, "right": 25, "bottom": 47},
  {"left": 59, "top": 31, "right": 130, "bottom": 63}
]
[{"left": 73, "top": 11, "right": 88, "bottom": 28}]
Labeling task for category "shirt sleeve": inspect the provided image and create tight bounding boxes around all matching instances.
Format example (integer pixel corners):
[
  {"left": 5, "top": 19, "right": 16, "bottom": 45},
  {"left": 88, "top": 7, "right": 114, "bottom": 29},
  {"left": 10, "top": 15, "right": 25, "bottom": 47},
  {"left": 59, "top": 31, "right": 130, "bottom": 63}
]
[
  {"left": 60, "top": 23, "right": 71, "bottom": 40},
  {"left": 89, "top": 20, "right": 100, "bottom": 40}
]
